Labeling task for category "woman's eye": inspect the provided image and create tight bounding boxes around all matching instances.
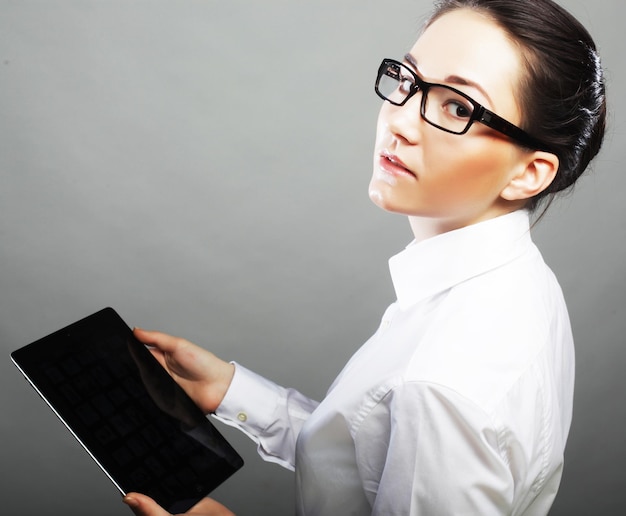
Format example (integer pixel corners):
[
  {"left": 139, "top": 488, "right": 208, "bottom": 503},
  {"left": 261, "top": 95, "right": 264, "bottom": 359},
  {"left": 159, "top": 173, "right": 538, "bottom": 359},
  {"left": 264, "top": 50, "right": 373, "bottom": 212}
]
[
  {"left": 399, "top": 78, "right": 413, "bottom": 93},
  {"left": 443, "top": 100, "right": 471, "bottom": 119}
]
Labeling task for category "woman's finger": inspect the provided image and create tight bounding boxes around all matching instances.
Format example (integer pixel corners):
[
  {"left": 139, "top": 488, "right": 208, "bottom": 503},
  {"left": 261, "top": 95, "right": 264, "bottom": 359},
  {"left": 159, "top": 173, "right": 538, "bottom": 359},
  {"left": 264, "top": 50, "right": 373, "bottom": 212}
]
[{"left": 123, "top": 493, "right": 171, "bottom": 516}]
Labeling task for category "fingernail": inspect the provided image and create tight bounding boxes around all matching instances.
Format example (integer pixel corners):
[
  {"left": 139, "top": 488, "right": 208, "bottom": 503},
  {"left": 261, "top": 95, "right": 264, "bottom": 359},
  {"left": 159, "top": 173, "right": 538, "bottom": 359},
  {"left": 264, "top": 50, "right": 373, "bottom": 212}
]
[{"left": 123, "top": 495, "right": 139, "bottom": 508}]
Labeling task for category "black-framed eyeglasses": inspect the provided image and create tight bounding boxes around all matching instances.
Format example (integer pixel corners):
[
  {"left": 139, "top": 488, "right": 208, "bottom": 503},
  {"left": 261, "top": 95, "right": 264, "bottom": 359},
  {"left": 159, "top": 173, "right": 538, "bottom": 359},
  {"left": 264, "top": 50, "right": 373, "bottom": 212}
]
[{"left": 375, "top": 58, "right": 552, "bottom": 153}]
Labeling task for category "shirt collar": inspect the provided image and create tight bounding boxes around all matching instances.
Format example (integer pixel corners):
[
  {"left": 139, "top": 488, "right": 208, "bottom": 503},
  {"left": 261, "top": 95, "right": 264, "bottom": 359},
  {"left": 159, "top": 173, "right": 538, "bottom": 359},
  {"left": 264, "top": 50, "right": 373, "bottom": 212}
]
[{"left": 389, "top": 210, "right": 533, "bottom": 310}]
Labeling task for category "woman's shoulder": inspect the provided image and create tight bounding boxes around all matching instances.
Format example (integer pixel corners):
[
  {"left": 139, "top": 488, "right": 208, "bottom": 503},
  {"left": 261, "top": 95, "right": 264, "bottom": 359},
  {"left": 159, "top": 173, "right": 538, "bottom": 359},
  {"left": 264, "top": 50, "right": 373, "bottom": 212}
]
[{"left": 400, "top": 255, "right": 572, "bottom": 412}]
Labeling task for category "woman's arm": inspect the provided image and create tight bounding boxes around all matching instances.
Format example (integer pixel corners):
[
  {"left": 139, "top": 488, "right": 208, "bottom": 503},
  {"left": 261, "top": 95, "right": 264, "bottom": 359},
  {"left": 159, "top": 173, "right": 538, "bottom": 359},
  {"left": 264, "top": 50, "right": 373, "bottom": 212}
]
[
  {"left": 134, "top": 328, "right": 319, "bottom": 469},
  {"left": 213, "top": 363, "right": 320, "bottom": 470},
  {"left": 356, "top": 382, "right": 515, "bottom": 515}
]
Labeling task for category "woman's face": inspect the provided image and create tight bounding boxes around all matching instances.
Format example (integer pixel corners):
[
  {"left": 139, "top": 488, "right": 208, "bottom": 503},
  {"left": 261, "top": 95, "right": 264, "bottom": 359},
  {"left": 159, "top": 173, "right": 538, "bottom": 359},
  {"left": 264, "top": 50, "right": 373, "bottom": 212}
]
[{"left": 370, "top": 9, "right": 529, "bottom": 233}]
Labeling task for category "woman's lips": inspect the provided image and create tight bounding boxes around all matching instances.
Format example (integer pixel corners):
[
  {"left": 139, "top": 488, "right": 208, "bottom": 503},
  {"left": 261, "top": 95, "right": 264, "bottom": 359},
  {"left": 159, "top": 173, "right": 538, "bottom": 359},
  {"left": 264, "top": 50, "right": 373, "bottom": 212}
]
[{"left": 378, "top": 152, "right": 416, "bottom": 178}]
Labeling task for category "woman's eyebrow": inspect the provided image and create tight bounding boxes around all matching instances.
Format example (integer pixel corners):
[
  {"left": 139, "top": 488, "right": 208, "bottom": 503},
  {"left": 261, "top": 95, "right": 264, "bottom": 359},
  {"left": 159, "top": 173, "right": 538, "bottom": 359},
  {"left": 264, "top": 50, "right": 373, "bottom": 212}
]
[
  {"left": 403, "top": 53, "right": 420, "bottom": 71},
  {"left": 403, "top": 53, "right": 494, "bottom": 106}
]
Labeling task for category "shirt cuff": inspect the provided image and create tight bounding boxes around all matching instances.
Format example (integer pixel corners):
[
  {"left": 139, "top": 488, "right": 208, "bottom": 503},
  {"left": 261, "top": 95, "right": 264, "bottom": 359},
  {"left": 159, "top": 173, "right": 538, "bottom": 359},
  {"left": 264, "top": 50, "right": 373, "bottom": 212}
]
[{"left": 213, "top": 362, "right": 282, "bottom": 435}]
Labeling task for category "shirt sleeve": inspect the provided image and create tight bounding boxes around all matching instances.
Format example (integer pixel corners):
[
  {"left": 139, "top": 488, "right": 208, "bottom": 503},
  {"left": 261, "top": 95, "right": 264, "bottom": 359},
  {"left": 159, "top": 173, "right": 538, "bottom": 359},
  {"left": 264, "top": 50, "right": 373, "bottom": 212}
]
[
  {"left": 212, "top": 362, "right": 320, "bottom": 471},
  {"left": 355, "top": 381, "right": 515, "bottom": 516}
]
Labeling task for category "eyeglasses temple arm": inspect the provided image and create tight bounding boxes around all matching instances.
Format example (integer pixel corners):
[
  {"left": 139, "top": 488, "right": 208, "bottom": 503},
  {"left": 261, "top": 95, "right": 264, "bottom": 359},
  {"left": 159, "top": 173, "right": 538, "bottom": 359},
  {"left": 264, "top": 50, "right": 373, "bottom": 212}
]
[{"left": 478, "top": 109, "right": 554, "bottom": 153}]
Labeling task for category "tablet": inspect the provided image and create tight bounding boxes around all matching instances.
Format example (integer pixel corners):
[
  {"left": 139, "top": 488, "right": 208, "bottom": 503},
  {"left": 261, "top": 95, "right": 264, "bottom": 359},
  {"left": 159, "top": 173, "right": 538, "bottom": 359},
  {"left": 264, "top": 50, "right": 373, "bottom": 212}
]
[{"left": 10, "top": 307, "right": 244, "bottom": 513}]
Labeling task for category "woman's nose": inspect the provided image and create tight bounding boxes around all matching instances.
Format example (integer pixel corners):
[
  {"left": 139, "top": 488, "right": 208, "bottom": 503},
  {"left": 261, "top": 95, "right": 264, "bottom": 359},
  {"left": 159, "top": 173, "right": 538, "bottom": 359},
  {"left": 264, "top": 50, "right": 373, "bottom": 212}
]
[{"left": 384, "top": 94, "right": 424, "bottom": 145}]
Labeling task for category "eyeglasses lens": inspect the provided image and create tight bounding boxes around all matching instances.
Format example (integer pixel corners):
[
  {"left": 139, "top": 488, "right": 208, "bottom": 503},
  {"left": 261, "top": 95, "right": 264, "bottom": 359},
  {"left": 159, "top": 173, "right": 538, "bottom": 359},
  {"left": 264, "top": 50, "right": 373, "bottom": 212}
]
[
  {"left": 376, "top": 63, "right": 410, "bottom": 105},
  {"left": 424, "top": 86, "right": 474, "bottom": 134},
  {"left": 377, "top": 61, "right": 475, "bottom": 135}
]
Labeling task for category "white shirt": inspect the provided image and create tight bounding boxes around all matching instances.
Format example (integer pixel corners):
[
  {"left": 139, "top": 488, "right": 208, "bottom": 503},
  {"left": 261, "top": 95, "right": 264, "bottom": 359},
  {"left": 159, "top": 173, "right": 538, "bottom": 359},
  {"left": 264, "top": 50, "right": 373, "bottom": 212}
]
[{"left": 214, "top": 210, "right": 575, "bottom": 515}]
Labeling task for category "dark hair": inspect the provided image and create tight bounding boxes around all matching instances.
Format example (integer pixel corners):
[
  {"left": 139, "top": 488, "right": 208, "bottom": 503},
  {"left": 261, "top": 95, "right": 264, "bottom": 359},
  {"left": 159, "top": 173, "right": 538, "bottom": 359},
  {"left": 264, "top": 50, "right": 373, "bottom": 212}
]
[{"left": 426, "top": 0, "right": 607, "bottom": 211}]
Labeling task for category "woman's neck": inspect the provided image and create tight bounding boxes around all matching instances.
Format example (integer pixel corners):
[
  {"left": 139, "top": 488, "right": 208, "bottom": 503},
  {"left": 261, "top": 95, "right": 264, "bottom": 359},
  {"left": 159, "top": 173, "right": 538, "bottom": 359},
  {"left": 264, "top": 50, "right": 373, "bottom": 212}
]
[{"left": 408, "top": 204, "right": 524, "bottom": 243}]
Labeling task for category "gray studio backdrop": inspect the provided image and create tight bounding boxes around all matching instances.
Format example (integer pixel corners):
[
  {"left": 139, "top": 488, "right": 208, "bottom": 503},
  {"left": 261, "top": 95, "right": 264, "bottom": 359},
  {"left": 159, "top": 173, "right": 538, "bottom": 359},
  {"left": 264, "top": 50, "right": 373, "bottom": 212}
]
[{"left": 1, "top": 1, "right": 624, "bottom": 515}]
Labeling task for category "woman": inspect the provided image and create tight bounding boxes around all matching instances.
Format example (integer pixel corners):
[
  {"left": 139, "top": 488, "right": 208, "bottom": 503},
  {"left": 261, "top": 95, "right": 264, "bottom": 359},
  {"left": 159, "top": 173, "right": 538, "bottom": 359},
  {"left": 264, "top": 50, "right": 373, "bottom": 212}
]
[{"left": 123, "top": 0, "right": 606, "bottom": 514}]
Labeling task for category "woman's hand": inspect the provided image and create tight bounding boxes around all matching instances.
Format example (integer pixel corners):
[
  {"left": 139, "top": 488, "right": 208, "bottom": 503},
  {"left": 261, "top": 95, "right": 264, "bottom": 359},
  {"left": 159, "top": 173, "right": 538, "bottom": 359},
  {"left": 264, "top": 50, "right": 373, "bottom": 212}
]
[
  {"left": 123, "top": 492, "right": 235, "bottom": 516},
  {"left": 123, "top": 332, "right": 237, "bottom": 516},
  {"left": 133, "top": 328, "right": 235, "bottom": 415}
]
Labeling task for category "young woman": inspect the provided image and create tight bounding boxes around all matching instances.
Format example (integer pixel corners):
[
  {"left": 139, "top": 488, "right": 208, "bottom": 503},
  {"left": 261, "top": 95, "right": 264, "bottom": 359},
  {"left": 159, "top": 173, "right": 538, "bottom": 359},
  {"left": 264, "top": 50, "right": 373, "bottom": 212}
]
[{"left": 123, "top": 0, "right": 606, "bottom": 514}]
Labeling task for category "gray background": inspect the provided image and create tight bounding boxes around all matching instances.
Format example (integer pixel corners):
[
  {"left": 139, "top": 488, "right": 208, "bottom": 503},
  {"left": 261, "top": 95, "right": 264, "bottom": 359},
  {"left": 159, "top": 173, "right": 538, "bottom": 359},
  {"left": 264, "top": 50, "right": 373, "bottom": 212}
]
[{"left": 1, "top": 1, "right": 624, "bottom": 514}]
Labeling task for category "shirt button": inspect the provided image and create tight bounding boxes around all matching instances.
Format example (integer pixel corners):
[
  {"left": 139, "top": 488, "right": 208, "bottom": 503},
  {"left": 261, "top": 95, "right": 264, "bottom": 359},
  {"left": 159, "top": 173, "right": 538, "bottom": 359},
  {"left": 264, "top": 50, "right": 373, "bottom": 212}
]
[{"left": 237, "top": 412, "right": 248, "bottom": 422}]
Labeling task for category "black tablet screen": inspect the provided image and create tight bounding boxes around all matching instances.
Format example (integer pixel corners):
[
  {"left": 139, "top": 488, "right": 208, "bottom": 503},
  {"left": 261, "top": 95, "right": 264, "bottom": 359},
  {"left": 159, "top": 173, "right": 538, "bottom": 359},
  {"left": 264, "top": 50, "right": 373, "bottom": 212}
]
[{"left": 11, "top": 307, "right": 243, "bottom": 513}]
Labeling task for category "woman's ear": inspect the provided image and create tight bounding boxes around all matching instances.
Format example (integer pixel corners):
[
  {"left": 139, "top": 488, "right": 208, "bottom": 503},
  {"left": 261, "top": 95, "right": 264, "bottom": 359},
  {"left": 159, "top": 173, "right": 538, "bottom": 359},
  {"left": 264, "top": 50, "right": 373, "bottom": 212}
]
[{"left": 501, "top": 151, "right": 560, "bottom": 201}]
